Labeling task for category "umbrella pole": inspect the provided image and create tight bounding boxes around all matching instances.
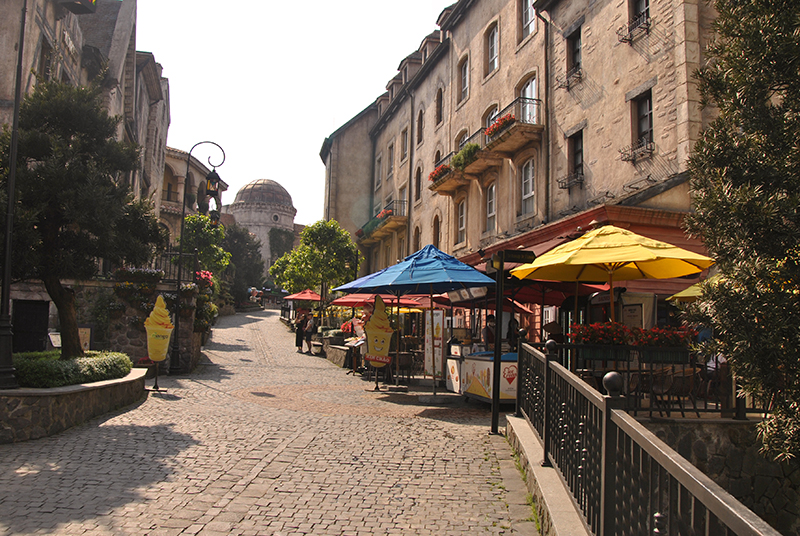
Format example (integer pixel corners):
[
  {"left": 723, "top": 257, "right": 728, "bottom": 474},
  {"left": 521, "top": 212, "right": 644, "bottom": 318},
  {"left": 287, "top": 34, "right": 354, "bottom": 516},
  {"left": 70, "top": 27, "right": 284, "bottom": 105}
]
[
  {"left": 430, "top": 290, "right": 436, "bottom": 396},
  {"left": 609, "top": 274, "right": 615, "bottom": 323},
  {"left": 395, "top": 296, "right": 400, "bottom": 387}
]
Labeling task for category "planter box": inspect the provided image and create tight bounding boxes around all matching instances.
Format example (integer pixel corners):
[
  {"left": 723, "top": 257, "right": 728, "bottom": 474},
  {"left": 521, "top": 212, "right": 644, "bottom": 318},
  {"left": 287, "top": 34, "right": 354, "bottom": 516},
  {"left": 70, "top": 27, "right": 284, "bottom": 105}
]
[
  {"left": 573, "top": 344, "right": 632, "bottom": 362},
  {"left": 636, "top": 346, "right": 690, "bottom": 364}
]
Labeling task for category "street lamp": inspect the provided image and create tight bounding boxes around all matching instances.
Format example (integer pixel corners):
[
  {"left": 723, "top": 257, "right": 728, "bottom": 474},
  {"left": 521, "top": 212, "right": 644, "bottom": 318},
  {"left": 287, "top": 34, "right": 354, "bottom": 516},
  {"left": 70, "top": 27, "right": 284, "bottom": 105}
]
[
  {"left": 170, "top": 142, "right": 225, "bottom": 374},
  {"left": 0, "top": 0, "right": 29, "bottom": 389}
]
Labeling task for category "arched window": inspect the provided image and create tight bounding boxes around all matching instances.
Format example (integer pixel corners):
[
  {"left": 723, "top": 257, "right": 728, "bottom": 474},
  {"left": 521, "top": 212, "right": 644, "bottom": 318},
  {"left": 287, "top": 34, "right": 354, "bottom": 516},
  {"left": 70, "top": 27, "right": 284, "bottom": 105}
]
[
  {"left": 415, "top": 168, "right": 422, "bottom": 201},
  {"left": 485, "top": 23, "right": 499, "bottom": 75},
  {"left": 417, "top": 109, "right": 424, "bottom": 144},
  {"left": 456, "top": 130, "right": 469, "bottom": 149},
  {"left": 521, "top": 158, "right": 535, "bottom": 214},
  {"left": 434, "top": 150, "right": 442, "bottom": 166},
  {"left": 520, "top": 77, "right": 537, "bottom": 123},
  {"left": 413, "top": 227, "right": 421, "bottom": 253},
  {"left": 433, "top": 216, "right": 440, "bottom": 249},
  {"left": 435, "top": 89, "right": 444, "bottom": 125},
  {"left": 485, "top": 183, "right": 496, "bottom": 233},
  {"left": 485, "top": 105, "right": 499, "bottom": 128}
]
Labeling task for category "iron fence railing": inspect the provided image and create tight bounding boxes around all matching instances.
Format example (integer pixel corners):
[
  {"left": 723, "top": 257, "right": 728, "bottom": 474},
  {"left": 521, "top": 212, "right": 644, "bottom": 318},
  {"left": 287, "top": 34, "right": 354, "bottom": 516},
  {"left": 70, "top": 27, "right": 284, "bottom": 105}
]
[
  {"left": 96, "top": 246, "right": 198, "bottom": 284},
  {"left": 358, "top": 199, "right": 408, "bottom": 239},
  {"left": 517, "top": 342, "right": 780, "bottom": 536}
]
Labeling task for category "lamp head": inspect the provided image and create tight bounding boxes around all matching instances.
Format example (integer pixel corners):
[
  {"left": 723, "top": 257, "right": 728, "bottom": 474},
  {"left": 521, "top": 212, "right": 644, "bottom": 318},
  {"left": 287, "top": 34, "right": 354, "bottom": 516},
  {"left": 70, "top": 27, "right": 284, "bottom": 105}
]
[{"left": 205, "top": 169, "right": 221, "bottom": 195}]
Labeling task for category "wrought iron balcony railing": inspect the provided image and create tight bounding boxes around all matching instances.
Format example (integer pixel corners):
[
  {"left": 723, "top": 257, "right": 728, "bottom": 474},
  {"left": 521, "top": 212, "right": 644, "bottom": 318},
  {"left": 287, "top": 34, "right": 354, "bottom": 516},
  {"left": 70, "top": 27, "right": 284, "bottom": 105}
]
[
  {"left": 617, "top": 12, "right": 651, "bottom": 44},
  {"left": 619, "top": 137, "right": 655, "bottom": 162}
]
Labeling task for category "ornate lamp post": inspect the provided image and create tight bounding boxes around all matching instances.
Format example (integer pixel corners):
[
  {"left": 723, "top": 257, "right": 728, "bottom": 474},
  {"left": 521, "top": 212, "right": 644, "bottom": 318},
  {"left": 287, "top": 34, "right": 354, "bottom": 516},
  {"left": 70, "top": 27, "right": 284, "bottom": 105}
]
[
  {"left": 170, "top": 142, "right": 225, "bottom": 374},
  {"left": 0, "top": 0, "right": 29, "bottom": 389}
]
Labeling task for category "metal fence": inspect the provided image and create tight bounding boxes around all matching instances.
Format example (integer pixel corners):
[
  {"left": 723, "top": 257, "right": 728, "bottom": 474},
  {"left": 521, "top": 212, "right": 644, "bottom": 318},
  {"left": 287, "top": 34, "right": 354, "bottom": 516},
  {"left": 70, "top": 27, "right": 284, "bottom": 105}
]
[{"left": 517, "top": 341, "right": 781, "bottom": 536}]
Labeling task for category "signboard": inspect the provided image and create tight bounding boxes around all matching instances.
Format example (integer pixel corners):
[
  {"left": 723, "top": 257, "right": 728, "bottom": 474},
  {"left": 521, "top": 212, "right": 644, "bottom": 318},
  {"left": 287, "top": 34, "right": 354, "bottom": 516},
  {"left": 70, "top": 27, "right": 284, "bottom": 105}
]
[
  {"left": 48, "top": 332, "right": 61, "bottom": 348},
  {"left": 59, "top": 0, "right": 97, "bottom": 14},
  {"left": 462, "top": 356, "right": 518, "bottom": 403},
  {"left": 424, "top": 309, "right": 444, "bottom": 379},
  {"left": 364, "top": 296, "right": 393, "bottom": 368},
  {"left": 496, "top": 250, "right": 537, "bottom": 265}
]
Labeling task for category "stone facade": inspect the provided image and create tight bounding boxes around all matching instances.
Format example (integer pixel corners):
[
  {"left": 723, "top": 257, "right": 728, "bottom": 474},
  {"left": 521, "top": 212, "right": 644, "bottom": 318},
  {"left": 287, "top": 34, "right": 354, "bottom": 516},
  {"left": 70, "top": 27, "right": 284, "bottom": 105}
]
[
  {"left": 648, "top": 420, "right": 800, "bottom": 536},
  {"left": 321, "top": 0, "right": 713, "bottom": 292}
]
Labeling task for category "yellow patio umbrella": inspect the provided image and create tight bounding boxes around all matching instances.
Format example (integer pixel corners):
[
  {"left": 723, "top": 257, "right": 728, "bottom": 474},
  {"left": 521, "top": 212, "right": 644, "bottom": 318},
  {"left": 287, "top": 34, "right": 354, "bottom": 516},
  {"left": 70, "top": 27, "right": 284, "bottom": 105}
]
[
  {"left": 667, "top": 273, "right": 723, "bottom": 303},
  {"left": 510, "top": 225, "right": 715, "bottom": 322}
]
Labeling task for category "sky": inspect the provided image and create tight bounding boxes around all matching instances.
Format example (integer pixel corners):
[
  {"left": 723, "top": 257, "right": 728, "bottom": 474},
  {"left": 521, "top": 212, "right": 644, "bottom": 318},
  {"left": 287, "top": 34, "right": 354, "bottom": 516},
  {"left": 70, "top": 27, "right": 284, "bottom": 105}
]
[{"left": 135, "top": 1, "right": 455, "bottom": 226}]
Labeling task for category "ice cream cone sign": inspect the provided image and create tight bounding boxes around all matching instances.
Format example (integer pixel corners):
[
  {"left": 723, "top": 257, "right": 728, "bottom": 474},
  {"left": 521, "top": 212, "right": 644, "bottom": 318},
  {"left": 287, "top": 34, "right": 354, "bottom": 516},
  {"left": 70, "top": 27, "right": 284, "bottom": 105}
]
[
  {"left": 144, "top": 295, "right": 174, "bottom": 362},
  {"left": 364, "top": 295, "right": 393, "bottom": 367}
]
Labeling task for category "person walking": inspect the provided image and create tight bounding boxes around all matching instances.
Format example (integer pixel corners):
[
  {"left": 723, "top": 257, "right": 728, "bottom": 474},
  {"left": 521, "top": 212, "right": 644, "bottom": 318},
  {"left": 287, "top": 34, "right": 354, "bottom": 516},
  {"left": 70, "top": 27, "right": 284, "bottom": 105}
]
[
  {"left": 304, "top": 312, "right": 316, "bottom": 354},
  {"left": 294, "top": 312, "right": 305, "bottom": 353}
]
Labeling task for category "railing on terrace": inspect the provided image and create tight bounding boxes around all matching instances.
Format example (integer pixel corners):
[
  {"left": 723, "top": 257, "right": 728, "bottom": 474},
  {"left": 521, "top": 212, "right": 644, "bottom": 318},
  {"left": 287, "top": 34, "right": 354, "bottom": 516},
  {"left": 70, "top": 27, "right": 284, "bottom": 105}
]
[
  {"left": 489, "top": 97, "right": 543, "bottom": 134},
  {"left": 517, "top": 341, "right": 779, "bottom": 536},
  {"left": 97, "top": 246, "right": 198, "bottom": 285},
  {"left": 357, "top": 199, "right": 408, "bottom": 239},
  {"left": 435, "top": 151, "right": 455, "bottom": 169}
]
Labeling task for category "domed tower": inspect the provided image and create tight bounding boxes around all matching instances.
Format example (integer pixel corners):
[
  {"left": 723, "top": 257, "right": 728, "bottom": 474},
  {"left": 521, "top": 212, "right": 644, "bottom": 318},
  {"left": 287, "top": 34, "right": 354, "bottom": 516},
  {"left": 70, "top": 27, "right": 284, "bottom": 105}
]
[{"left": 225, "top": 179, "right": 297, "bottom": 273}]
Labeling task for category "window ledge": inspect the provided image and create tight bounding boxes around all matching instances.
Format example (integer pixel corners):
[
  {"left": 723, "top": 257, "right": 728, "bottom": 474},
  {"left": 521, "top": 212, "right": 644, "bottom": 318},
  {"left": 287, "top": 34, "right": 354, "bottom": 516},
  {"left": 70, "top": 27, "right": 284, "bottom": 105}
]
[{"left": 482, "top": 68, "right": 500, "bottom": 86}]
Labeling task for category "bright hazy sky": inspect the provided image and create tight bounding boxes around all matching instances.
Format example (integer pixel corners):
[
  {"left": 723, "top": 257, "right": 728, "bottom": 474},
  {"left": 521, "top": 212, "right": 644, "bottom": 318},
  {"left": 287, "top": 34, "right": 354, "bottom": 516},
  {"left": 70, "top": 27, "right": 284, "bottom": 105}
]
[{"left": 135, "top": 1, "right": 454, "bottom": 225}]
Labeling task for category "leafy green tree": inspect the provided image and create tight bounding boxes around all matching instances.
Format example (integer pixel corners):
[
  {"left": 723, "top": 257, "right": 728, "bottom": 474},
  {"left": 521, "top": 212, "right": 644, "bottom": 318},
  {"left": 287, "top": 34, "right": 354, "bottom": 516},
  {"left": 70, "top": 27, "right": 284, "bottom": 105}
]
[
  {"left": 685, "top": 0, "right": 800, "bottom": 460},
  {"left": 270, "top": 220, "right": 358, "bottom": 296},
  {"left": 180, "top": 214, "right": 231, "bottom": 274},
  {"left": 221, "top": 222, "right": 265, "bottom": 305},
  {"left": 0, "top": 81, "right": 166, "bottom": 359}
]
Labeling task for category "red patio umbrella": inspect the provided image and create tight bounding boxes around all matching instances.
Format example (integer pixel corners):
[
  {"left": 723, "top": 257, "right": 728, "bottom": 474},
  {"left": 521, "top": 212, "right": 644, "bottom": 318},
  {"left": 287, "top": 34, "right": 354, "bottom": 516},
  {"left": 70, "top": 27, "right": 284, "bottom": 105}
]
[
  {"left": 283, "top": 289, "right": 322, "bottom": 301},
  {"left": 330, "top": 293, "right": 420, "bottom": 308}
]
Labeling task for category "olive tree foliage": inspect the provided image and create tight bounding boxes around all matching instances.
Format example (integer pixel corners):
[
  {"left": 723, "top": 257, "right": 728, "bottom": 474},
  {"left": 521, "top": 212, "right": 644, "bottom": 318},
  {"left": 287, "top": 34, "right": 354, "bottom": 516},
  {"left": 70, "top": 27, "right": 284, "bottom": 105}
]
[
  {"left": 269, "top": 220, "right": 358, "bottom": 295},
  {"left": 684, "top": 0, "right": 800, "bottom": 460},
  {"left": 0, "top": 81, "right": 166, "bottom": 359}
]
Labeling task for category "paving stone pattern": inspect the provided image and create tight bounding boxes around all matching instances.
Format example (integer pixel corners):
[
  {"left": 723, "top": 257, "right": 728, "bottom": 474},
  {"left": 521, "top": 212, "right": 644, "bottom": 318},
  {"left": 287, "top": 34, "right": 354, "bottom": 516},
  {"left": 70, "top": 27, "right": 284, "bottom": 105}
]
[{"left": 0, "top": 310, "right": 538, "bottom": 536}]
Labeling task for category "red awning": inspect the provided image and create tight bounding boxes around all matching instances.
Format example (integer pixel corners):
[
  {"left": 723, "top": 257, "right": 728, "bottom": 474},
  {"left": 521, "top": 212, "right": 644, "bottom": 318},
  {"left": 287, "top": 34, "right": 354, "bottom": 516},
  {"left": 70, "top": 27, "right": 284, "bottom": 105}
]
[
  {"left": 283, "top": 289, "right": 322, "bottom": 301},
  {"left": 329, "top": 293, "right": 420, "bottom": 308}
]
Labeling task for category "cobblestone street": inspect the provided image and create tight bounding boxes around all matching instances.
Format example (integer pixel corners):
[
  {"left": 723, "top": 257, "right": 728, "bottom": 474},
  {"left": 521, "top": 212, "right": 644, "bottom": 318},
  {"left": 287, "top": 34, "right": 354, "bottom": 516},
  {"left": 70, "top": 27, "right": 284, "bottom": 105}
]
[{"left": 0, "top": 310, "right": 537, "bottom": 536}]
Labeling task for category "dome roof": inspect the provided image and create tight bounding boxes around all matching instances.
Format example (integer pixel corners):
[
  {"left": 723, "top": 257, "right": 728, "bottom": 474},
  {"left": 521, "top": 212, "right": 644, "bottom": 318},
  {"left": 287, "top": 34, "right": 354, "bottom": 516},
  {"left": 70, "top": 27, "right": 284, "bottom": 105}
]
[{"left": 233, "top": 179, "right": 294, "bottom": 207}]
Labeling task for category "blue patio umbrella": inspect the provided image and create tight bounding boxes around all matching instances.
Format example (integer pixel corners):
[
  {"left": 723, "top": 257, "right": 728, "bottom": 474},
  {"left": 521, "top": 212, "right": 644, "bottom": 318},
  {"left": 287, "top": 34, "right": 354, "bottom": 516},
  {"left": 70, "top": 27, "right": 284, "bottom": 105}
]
[{"left": 334, "top": 245, "right": 494, "bottom": 392}]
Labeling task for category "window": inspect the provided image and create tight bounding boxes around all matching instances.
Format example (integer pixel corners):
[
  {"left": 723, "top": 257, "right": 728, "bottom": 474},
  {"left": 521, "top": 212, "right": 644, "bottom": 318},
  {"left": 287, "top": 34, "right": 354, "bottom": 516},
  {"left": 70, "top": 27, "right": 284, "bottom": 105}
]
[
  {"left": 374, "top": 156, "right": 382, "bottom": 190},
  {"left": 569, "top": 130, "right": 584, "bottom": 175},
  {"left": 385, "top": 244, "right": 392, "bottom": 268},
  {"left": 374, "top": 200, "right": 382, "bottom": 216},
  {"left": 567, "top": 28, "right": 581, "bottom": 75},
  {"left": 413, "top": 227, "right": 421, "bottom": 252},
  {"left": 433, "top": 216, "right": 440, "bottom": 249},
  {"left": 457, "top": 130, "right": 469, "bottom": 149},
  {"left": 485, "top": 183, "right": 496, "bottom": 233},
  {"left": 633, "top": 0, "right": 649, "bottom": 23},
  {"left": 486, "top": 24, "right": 499, "bottom": 75},
  {"left": 521, "top": 0, "right": 535, "bottom": 39},
  {"left": 458, "top": 57, "right": 469, "bottom": 102},
  {"left": 435, "top": 89, "right": 444, "bottom": 125},
  {"left": 417, "top": 110, "right": 424, "bottom": 144},
  {"left": 520, "top": 78, "right": 537, "bottom": 123},
  {"left": 521, "top": 159, "right": 535, "bottom": 214},
  {"left": 486, "top": 106, "right": 499, "bottom": 128},
  {"left": 457, "top": 200, "right": 466, "bottom": 244},
  {"left": 385, "top": 193, "right": 394, "bottom": 210},
  {"left": 398, "top": 237, "right": 406, "bottom": 259},
  {"left": 38, "top": 40, "right": 54, "bottom": 81},
  {"left": 399, "top": 186, "right": 406, "bottom": 205},
  {"left": 415, "top": 168, "right": 422, "bottom": 201},
  {"left": 635, "top": 90, "right": 653, "bottom": 144},
  {"left": 401, "top": 128, "right": 409, "bottom": 160},
  {"left": 387, "top": 144, "right": 394, "bottom": 178}
]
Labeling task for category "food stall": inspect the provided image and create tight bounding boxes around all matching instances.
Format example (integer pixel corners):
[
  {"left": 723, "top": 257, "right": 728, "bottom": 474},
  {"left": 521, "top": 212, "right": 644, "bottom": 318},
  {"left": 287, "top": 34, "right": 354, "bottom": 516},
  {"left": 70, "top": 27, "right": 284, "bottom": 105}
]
[{"left": 458, "top": 351, "right": 518, "bottom": 404}]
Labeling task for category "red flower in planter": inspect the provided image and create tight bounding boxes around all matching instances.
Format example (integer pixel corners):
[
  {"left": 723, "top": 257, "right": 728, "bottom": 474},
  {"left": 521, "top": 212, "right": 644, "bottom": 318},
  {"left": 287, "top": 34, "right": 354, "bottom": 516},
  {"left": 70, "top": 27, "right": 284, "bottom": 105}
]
[
  {"left": 429, "top": 164, "right": 452, "bottom": 182},
  {"left": 485, "top": 114, "right": 515, "bottom": 138}
]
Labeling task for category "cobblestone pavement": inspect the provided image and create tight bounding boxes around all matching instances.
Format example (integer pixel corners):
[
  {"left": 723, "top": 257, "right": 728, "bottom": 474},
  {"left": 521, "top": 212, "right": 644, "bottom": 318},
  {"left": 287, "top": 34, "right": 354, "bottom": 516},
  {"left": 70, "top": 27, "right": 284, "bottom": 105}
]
[{"left": 0, "top": 310, "right": 538, "bottom": 536}]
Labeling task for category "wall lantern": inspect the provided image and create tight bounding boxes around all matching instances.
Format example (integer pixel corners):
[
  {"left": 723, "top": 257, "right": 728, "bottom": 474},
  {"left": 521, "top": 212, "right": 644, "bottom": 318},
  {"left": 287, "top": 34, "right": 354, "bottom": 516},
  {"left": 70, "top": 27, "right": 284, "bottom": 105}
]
[
  {"left": 205, "top": 169, "right": 220, "bottom": 196},
  {"left": 209, "top": 210, "right": 221, "bottom": 227},
  {"left": 59, "top": 0, "right": 97, "bottom": 14}
]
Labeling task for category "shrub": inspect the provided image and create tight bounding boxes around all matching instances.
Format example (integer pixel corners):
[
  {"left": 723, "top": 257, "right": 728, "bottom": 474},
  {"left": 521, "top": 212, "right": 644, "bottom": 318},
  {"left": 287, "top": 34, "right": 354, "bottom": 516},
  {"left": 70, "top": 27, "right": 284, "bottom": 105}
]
[
  {"left": 12, "top": 351, "right": 132, "bottom": 388},
  {"left": 451, "top": 143, "right": 480, "bottom": 170}
]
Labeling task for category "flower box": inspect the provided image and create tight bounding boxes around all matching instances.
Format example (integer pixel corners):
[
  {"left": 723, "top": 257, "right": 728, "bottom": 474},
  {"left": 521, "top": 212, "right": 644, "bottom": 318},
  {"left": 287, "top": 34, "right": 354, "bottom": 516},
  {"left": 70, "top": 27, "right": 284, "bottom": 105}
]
[
  {"left": 485, "top": 114, "right": 515, "bottom": 138},
  {"left": 429, "top": 164, "right": 452, "bottom": 182},
  {"left": 573, "top": 344, "right": 633, "bottom": 362},
  {"left": 636, "top": 347, "right": 691, "bottom": 364}
]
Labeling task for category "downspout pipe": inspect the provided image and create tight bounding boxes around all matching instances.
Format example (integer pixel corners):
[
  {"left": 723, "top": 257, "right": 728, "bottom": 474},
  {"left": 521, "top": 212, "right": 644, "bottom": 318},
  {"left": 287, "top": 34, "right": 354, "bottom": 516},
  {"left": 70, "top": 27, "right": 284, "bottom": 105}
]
[{"left": 537, "top": 9, "right": 551, "bottom": 223}]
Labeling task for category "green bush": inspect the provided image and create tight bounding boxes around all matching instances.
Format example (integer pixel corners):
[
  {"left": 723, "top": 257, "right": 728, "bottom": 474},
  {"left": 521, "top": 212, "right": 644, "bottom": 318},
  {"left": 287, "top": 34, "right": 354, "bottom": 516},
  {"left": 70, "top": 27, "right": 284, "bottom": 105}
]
[
  {"left": 323, "top": 329, "right": 344, "bottom": 338},
  {"left": 451, "top": 143, "right": 480, "bottom": 170},
  {"left": 12, "top": 351, "right": 133, "bottom": 388}
]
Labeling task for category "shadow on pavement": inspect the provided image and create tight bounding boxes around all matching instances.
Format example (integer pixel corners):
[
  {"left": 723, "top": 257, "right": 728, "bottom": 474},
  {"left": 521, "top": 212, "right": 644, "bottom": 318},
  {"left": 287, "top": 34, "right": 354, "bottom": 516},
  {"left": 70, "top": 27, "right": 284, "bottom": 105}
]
[{"left": 0, "top": 423, "right": 200, "bottom": 534}]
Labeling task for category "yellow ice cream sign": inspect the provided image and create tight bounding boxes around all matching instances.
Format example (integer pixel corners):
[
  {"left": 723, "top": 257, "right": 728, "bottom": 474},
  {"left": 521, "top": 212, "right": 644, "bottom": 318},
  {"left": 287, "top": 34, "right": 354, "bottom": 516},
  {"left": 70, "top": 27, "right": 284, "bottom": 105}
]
[
  {"left": 145, "top": 295, "right": 174, "bottom": 362},
  {"left": 364, "top": 295, "right": 393, "bottom": 367}
]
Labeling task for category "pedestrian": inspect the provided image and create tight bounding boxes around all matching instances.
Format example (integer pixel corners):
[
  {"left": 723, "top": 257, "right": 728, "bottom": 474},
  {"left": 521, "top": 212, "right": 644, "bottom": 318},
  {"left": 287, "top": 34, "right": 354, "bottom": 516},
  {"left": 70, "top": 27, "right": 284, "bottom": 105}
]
[
  {"left": 507, "top": 315, "right": 519, "bottom": 351},
  {"left": 294, "top": 312, "right": 305, "bottom": 353},
  {"left": 304, "top": 312, "right": 316, "bottom": 354},
  {"left": 482, "top": 314, "right": 496, "bottom": 351}
]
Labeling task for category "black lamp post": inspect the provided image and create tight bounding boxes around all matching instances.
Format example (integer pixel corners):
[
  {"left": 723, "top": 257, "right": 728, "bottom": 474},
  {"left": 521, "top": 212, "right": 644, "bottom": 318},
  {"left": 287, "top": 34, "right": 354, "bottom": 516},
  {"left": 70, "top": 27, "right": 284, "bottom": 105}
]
[
  {"left": 170, "top": 142, "right": 225, "bottom": 374},
  {"left": 0, "top": 0, "right": 28, "bottom": 389}
]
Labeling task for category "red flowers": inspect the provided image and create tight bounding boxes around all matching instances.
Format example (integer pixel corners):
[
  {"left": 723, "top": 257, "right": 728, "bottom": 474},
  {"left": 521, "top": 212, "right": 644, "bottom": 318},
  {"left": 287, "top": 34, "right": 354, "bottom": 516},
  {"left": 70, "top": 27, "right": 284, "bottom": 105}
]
[
  {"left": 485, "top": 113, "right": 515, "bottom": 138},
  {"left": 571, "top": 322, "right": 696, "bottom": 347},
  {"left": 377, "top": 209, "right": 393, "bottom": 219},
  {"left": 195, "top": 270, "right": 214, "bottom": 289},
  {"left": 428, "top": 164, "right": 452, "bottom": 182}
]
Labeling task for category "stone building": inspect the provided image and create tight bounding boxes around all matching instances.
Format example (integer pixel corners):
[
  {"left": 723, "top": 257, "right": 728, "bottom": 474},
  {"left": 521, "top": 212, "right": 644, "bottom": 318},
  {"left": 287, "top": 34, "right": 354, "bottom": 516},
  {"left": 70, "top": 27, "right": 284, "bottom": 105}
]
[
  {"left": 0, "top": 0, "right": 172, "bottom": 351},
  {"left": 321, "top": 0, "right": 715, "bottom": 300},
  {"left": 222, "top": 179, "right": 302, "bottom": 276}
]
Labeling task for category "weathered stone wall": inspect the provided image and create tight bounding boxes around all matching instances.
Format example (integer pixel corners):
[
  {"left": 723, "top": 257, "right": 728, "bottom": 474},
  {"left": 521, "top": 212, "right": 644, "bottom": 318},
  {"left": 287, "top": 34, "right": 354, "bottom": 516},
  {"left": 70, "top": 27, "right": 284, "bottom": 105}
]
[
  {"left": 0, "top": 369, "right": 147, "bottom": 444},
  {"left": 646, "top": 420, "right": 800, "bottom": 536}
]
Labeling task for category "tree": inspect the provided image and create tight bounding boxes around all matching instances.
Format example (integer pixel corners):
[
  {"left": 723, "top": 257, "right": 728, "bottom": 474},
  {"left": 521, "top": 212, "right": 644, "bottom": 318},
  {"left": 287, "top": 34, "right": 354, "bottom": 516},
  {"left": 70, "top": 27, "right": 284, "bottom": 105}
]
[
  {"left": 685, "top": 0, "right": 800, "bottom": 460},
  {"left": 0, "top": 81, "right": 166, "bottom": 358},
  {"left": 180, "top": 213, "right": 231, "bottom": 274},
  {"left": 221, "top": 222, "right": 265, "bottom": 305},
  {"left": 270, "top": 220, "right": 358, "bottom": 296}
]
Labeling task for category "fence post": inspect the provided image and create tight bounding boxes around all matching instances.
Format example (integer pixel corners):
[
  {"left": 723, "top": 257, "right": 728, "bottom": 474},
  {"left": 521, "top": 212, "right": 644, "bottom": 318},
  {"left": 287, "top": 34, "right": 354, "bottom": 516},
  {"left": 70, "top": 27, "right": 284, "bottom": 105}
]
[
  {"left": 541, "top": 339, "right": 557, "bottom": 467},
  {"left": 515, "top": 329, "right": 528, "bottom": 418},
  {"left": 599, "top": 371, "right": 625, "bottom": 536}
]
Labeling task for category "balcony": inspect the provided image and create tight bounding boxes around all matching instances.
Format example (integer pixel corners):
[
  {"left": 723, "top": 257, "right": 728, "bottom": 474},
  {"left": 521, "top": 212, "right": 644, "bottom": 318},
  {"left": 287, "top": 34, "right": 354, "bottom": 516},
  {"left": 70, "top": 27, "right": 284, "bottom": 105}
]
[
  {"left": 617, "top": 12, "right": 650, "bottom": 44},
  {"left": 483, "top": 98, "right": 544, "bottom": 155},
  {"left": 619, "top": 137, "right": 655, "bottom": 163},
  {"left": 556, "top": 66, "right": 583, "bottom": 91},
  {"left": 557, "top": 170, "right": 585, "bottom": 190},
  {"left": 458, "top": 130, "right": 504, "bottom": 175},
  {"left": 356, "top": 200, "right": 408, "bottom": 246}
]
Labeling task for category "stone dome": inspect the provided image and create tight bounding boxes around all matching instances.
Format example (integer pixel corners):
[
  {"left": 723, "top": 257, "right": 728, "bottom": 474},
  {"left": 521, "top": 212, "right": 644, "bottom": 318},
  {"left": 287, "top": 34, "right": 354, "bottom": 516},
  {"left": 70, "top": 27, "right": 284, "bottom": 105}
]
[{"left": 233, "top": 179, "right": 294, "bottom": 207}]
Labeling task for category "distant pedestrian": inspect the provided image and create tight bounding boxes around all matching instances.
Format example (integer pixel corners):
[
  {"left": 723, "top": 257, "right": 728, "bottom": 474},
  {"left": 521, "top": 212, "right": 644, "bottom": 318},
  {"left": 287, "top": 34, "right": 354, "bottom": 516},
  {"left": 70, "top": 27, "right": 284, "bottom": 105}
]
[
  {"left": 294, "top": 313, "right": 305, "bottom": 352},
  {"left": 304, "top": 313, "right": 316, "bottom": 354}
]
